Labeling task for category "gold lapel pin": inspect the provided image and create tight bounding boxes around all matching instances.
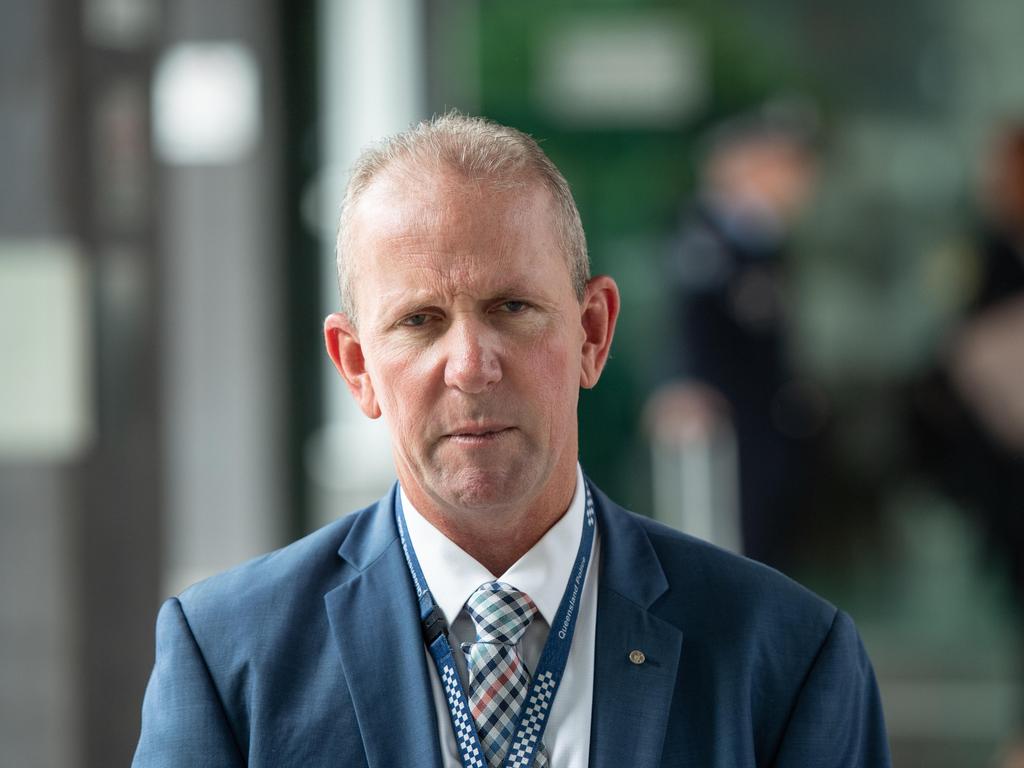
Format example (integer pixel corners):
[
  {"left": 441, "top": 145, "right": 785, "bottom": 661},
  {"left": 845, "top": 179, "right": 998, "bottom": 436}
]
[{"left": 628, "top": 649, "right": 646, "bottom": 665}]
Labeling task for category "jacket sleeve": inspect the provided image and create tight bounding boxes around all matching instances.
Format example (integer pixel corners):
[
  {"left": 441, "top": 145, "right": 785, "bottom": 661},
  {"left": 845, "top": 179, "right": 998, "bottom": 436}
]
[
  {"left": 772, "top": 610, "right": 892, "bottom": 767},
  {"left": 132, "top": 597, "right": 245, "bottom": 767}
]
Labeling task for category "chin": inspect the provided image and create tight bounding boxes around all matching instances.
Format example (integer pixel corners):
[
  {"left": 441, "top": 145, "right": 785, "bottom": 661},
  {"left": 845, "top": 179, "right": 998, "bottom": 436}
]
[{"left": 436, "top": 464, "right": 537, "bottom": 512}]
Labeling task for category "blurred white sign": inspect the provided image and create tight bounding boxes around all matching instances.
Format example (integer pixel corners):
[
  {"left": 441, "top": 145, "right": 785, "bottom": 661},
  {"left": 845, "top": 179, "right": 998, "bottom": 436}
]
[
  {"left": 0, "top": 240, "right": 93, "bottom": 460},
  {"left": 535, "top": 14, "right": 708, "bottom": 128},
  {"left": 153, "top": 42, "right": 261, "bottom": 165}
]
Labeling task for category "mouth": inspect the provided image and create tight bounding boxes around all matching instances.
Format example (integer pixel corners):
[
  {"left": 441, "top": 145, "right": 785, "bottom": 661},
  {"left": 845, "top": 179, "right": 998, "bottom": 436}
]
[{"left": 443, "top": 425, "right": 515, "bottom": 444}]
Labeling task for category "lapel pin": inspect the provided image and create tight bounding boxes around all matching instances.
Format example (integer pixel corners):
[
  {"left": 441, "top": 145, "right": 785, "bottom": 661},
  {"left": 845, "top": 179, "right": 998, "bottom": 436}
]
[{"left": 628, "top": 649, "right": 646, "bottom": 665}]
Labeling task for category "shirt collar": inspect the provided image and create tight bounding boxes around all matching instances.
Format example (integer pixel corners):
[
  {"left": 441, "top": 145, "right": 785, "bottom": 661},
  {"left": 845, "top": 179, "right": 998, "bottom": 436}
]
[{"left": 400, "top": 463, "right": 586, "bottom": 627}]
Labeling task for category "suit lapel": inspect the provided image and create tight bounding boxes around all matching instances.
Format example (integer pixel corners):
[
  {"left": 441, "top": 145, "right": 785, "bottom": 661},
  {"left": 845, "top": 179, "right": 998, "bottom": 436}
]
[
  {"left": 588, "top": 485, "right": 684, "bottom": 768},
  {"left": 324, "top": 487, "right": 444, "bottom": 768}
]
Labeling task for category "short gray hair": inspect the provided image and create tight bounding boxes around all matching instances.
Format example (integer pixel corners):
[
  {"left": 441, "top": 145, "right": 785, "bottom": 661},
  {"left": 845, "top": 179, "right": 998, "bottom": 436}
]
[{"left": 335, "top": 112, "right": 589, "bottom": 322}]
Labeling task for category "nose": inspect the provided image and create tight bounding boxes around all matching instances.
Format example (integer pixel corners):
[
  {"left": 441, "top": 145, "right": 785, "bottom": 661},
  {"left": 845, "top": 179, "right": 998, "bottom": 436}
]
[{"left": 443, "top": 318, "right": 502, "bottom": 394}]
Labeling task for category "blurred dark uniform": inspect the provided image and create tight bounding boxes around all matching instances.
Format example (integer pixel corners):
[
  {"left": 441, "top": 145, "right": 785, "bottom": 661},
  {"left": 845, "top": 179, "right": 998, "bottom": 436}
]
[
  {"left": 657, "top": 110, "right": 821, "bottom": 571},
  {"left": 667, "top": 199, "right": 806, "bottom": 570}
]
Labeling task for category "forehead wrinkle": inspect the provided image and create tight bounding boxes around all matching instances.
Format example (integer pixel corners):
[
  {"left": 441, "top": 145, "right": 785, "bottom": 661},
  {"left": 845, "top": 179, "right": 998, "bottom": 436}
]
[
  {"left": 375, "top": 251, "right": 522, "bottom": 308},
  {"left": 370, "top": 211, "right": 529, "bottom": 282}
]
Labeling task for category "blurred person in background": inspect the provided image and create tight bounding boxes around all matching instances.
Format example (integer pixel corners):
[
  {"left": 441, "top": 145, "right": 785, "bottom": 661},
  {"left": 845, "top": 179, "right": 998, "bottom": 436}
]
[
  {"left": 912, "top": 122, "right": 1024, "bottom": 605},
  {"left": 910, "top": 123, "right": 1024, "bottom": 763},
  {"left": 647, "top": 106, "right": 821, "bottom": 572}
]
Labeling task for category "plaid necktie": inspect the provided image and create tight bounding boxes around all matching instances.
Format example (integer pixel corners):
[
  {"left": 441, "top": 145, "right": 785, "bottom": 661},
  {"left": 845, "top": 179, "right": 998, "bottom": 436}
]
[{"left": 464, "top": 582, "right": 549, "bottom": 768}]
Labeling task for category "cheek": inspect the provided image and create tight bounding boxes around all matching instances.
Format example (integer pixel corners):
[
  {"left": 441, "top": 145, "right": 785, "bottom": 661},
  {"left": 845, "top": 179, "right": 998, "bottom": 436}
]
[
  {"left": 367, "top": 349, "right": 431, "bottom": 427},
  {"left": 521, "top": 333, "right": 581, "bottom": 414},
  {"left": 366, "top": 352, "right": 413, "bottom": 417}
]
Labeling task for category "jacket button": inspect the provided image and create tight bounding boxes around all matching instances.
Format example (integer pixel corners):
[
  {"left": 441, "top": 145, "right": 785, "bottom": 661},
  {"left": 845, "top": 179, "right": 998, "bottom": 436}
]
[{"left": 628, "top": 649, "right": 646, "bottom": 665}]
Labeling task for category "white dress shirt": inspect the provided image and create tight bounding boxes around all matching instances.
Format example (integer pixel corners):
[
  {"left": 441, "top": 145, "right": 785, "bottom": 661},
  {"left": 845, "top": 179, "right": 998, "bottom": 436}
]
[{"left": 401, "top": 463, "right": 599, "bottom": 768}]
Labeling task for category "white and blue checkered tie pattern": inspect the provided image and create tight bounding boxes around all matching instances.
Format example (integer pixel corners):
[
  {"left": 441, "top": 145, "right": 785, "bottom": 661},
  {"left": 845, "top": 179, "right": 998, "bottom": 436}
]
[{"left": 464, "top": 582, "right": 549, "bottom": 768}]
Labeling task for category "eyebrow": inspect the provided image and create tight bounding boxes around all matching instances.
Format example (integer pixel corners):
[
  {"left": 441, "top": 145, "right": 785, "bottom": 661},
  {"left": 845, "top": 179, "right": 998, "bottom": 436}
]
[{"left": 379, "top": 280, "right": 549, "bottom": 318}]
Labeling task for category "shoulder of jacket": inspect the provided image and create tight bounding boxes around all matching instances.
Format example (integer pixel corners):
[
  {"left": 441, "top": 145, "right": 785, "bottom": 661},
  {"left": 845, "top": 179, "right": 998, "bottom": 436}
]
[
  {"left": 175, "top": 503, "right": 371, "bottom": 619},
  {"left": 613, "top": 504, "right": 836, "bottom": 628}
]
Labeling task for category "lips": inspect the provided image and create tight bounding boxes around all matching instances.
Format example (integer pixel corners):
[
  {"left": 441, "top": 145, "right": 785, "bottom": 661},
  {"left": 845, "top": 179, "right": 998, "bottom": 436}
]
[{"left": 443, "top": 424, "right": 515, "bottom": 442}]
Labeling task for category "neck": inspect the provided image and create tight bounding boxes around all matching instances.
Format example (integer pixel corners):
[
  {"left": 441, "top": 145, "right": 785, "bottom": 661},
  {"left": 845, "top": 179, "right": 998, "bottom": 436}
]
[
  {"left": 440, "top": 516, "right": 557, "bottom": 577},
  {"left": 406, "top": 472, "right": 577, "bottom": 577}
]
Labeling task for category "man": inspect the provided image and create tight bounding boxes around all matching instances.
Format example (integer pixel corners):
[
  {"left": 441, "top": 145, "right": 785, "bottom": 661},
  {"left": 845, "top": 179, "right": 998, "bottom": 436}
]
[{"left": 134, "top": 114, "right": 890, "bottom": 767}]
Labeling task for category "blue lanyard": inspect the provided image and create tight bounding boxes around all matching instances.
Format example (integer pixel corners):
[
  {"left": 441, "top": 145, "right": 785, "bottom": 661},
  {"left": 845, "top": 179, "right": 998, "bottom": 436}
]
[{"left": 395, "top": 483, "right": 597, "bottom": 768}]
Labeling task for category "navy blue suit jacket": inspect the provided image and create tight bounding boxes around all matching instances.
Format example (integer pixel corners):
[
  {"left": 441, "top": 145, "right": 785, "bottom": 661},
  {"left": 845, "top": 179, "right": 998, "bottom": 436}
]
[{"left": 134, "top": 483, "right": 891, "bottom": 766}]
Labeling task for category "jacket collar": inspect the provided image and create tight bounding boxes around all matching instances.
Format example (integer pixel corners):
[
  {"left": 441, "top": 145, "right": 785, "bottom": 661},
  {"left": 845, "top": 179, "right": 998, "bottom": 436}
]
[
  {"left": 336, "top": 484, "right": 403, "bottom": 572},
  {"left": 590, "top": 482, "right": 670, "bottom": 607}
]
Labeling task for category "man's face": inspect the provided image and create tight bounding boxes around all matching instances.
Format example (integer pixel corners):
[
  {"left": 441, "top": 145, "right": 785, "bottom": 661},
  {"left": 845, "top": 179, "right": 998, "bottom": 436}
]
[{"left": 334, "top": 169, "right": 591, "bottom": 522}]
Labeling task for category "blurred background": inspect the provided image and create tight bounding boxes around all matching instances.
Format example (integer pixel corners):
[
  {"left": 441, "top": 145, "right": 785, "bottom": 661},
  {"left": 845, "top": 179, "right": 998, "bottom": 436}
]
[{"left": 2, "top": 0, "right": 1023, "bottom": 765}]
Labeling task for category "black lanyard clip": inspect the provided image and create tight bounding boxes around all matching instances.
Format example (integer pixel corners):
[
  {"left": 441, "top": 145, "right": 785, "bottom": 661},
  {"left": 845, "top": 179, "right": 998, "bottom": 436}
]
[{"left": 421, "top": 604, "right": 449, "bottom": 645}]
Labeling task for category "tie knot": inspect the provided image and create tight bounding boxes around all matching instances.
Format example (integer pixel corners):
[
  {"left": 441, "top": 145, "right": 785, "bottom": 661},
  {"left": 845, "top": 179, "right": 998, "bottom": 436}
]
[{"left": 466, "top": 581, "right": 537, "bottom": 645}]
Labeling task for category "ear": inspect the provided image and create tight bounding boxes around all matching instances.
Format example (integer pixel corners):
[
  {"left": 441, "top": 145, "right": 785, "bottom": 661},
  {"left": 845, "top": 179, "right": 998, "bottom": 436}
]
[
  {"left": 324, "top": 313, "right": 381, "bottom": 419},
  {"left": 579, "top": 275, "right": 620, "bottom": 389}
]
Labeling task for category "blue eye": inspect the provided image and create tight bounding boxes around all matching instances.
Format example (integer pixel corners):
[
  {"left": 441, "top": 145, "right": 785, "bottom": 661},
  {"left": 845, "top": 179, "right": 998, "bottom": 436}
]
[
  {"left": 401, "top": 314, "right": 430, "bottom": 327},
  {"left": 502, "top": 301, "right": 527, "bottom": 313}
]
